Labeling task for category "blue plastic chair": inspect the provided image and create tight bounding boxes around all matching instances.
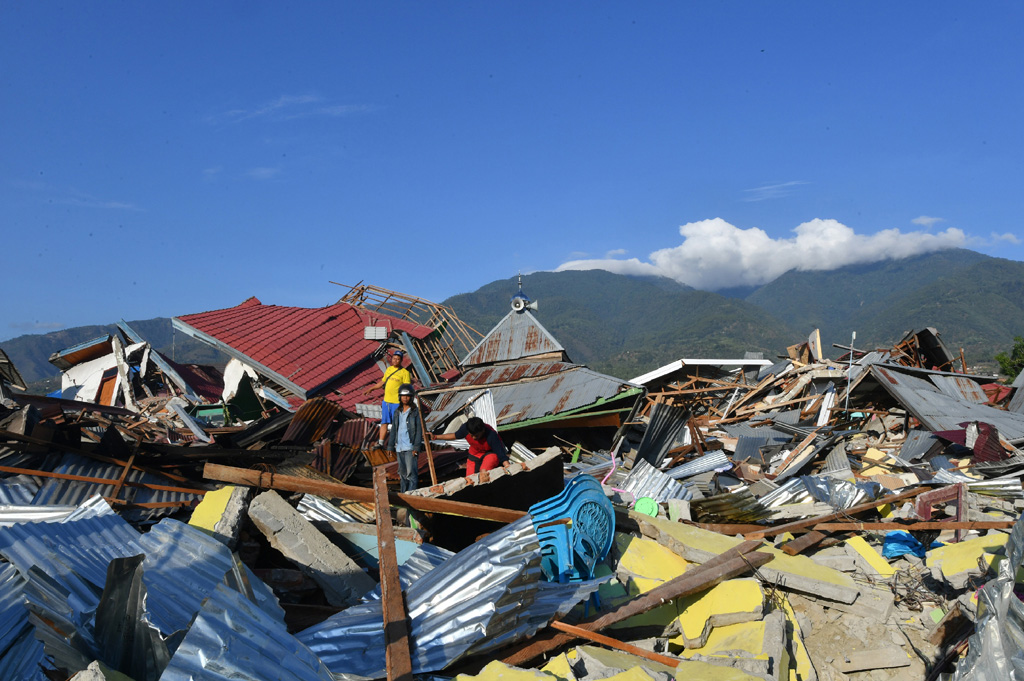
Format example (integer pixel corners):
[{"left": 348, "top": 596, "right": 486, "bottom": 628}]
[{"left": 530, "top": 474, "right": 615, "bottom": 585}]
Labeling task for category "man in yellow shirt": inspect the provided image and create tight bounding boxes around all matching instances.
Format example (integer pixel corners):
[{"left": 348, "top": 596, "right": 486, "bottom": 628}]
[{"left": 363, "top": 349, "right": 412, "bottom": 448}]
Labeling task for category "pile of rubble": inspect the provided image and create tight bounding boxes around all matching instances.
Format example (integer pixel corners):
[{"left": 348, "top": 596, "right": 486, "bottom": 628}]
[{"left": 1, "top": 284, "right": 1023, "bottom": 681}]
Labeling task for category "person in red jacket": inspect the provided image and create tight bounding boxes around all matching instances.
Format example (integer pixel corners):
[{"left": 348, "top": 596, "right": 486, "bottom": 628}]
[{"left": 433, "top": 416, "right": 510, "bottom": 477}]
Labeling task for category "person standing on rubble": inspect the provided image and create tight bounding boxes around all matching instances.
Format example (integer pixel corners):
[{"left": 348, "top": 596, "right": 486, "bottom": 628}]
[
  {"left": 433, "top": 416, "right": 510, "bottom": 479},
  {"left": 363, "top": 349, "right": 412, "bottom": 448},
  {"left": 387, "top": 383, "right": 423, "bottom": 492}
]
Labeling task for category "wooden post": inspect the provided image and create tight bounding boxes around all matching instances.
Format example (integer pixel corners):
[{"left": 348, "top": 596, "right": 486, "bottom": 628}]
[{"left": 373, "top": 467, "right": 413, "bottom": 681}]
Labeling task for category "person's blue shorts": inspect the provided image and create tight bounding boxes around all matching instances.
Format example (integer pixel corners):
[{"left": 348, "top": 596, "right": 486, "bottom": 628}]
[{"left": 381, "top": 401, "right": 400, "bottom": 425}]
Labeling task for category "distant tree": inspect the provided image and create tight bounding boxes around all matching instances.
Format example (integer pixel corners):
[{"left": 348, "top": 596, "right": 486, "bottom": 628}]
[{"left": 996, "top": 336, "right": 1024, "bottom": 381}]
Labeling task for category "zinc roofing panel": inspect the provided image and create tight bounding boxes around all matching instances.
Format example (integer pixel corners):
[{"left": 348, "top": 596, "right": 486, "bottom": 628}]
[
  {"left": 175, "top": 299, "right": 430, "bottom": 397},
  {"left": 427, "top": 367, "right": 636, "bottom": 429},
  {"left": 871, "top": 365, "right": 1024, "bottom": 440},
  {"left": 461, "top": 310, "right": 565, "bottom": 366}
]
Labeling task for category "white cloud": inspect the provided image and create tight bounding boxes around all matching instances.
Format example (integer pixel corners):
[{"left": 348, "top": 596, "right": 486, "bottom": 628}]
[
  {"left": 992, "top": 231, "right": 1022, "bottom": 244},
  {"left": 742, "top": 181, "right": 808, "bottom": 202},
  {"left": 604, "top": 248, "right": 628, "bottom": 258},
  {"left": 556, "top": 217, "right": 966, "bottom": 291},
  {"left": 247, "top": 167, "right": 280, "bottom": 180},
  {"left": 912, "top": 215, "right": 943, "bottom": 228}
]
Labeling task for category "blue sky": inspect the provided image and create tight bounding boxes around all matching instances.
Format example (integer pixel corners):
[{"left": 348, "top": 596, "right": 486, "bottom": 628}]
[{"left": 2, "top": 2, "right": 1022, "bottom": 341}]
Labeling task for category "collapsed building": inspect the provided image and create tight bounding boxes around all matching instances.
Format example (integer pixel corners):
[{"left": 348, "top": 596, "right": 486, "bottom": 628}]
[{"left": 0, "top": 285, "right": 1023, "bottom": 681}]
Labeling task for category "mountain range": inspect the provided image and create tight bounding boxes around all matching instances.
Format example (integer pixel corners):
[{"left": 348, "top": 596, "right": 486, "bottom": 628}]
[{"left": 4, "top": 248, "right": 1022, "bottom": 391}]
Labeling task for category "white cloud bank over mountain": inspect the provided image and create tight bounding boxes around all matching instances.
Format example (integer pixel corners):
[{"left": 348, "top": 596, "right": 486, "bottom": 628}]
[{"left": 556, "top": 218, "right": 966, "bottom": 291}]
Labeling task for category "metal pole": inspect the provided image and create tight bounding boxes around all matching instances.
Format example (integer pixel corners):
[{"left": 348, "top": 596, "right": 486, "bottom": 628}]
[{"left": 844, "top": 331, "right": 856, "bottom": 414}]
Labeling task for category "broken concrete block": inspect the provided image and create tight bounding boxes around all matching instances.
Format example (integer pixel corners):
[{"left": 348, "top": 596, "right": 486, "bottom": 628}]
[
  {"left": 539, "top": 652, "right": 578, "bottom": 681},
  {"left": 188, "top": 484, "right": 250, "bottom": 550},
  {"left": 926, "top": 531, "right": 1010, "bottom": 588},
  {"left": 667, "top": 499, "right": 691, "bottom": 523},
  {"left": 669, "top": 578, "right": 765, "bottom": 649},
  {"left": 247, "top": 490, "right": 375, "bottom": 608},
  {"left": 777, "top": 596, "right": 817, "bottom": 681},
  {"left": 675, "top": 610, "right": 789, "bottom": 681},
  {"left": 844, "top": 536, "right": 895, "bottom": 577},
  {"left": 834, "top": 647, "right": 912, "bottom": 673},
  {"left": 570, "top": 646, "right": 675, "bottom": 681}
]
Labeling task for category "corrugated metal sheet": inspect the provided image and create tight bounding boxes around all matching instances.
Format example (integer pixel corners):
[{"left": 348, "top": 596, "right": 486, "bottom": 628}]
[
  {"left": 665, "top": 451, "right": 731, "bottom": 480},
  {"left": 296, "top": 494, "right": 364, "bottom": 524},
  {"left": 899, "top": 429, "right": 942, "bottom": 462},
  {"left": 690, "top": 488, "right": 770, "bottom": 523},
  {"left": 930, "top": 375, "right": 990, "bottom": 404},
  {"left": 0, "top": 563, "right": 30, "bottom": 659},
  {"left": 461, "top": 309, "right": 565, "bottom": 366},
  {"left": 427, "top": 367, "right": 638, "bottom": 430},
  {"left": 871, "top": 365, "right": 1024, "bottom": 440},
  {"left": 442, "top": 361, "right": 577, "bottom": 387},
  {"left": 31, "top": 453, "right": 203, "bottom": 523},
  {"left": 634, "top": 403, "right": 689, "bottom": 468},
  {"left": 0, "top": 474, "right": 39, "bottom": 506},
  {"left": 282, "top": 396, "right": 343, "bottom": 444},
  {"left": 160, "top": 582, "right": 334, "bottom": 681},
  {"left": 297, "top": 515, "right": 603, "bottom": 677},
  {"left": 619, "top": 459, "right": 694, "bottom": 503}
]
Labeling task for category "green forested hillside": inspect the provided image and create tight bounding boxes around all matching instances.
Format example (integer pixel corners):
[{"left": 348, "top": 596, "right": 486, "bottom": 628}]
[{"left": 444, "top": 270, "right": 797, "bottom": 378}]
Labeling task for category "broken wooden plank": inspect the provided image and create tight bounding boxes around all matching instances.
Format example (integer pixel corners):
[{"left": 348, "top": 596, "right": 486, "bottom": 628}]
[
  {"left": 373, "top": 467, "right": 412, "bottom": 681},
  {"left": 781, "top": 530, "right": 828, "bottom": 556},
  {"left": 500, "top": 544, "right": 772, "bottom": 666},
  {"left": 204, "top": 463, "right": 526, "bottom": 524},
  {"left": 0, "top": 463, "right": 208, "bottom": 496},
  {"left": 812, "top": 520, "right": 1015, "bottom": 532}
]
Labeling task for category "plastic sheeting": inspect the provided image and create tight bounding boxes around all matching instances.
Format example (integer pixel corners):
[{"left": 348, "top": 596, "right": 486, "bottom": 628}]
[{"left": 953, "top": 513, "right": 1024, "bottom": 680}]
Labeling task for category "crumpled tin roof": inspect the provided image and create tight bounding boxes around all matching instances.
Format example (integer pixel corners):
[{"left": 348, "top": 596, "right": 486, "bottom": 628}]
[
  {"left": 461, "top": 309, "right": 566, "bottom": 366},
  {"left": 870, "top": 365, "right": 1024, "bottom": 441},
  {"left": 427, "top": 366, "right": 639, "bottom": 430},
  {"left": 620, "top": 459, "right": 694, "bottom": 503},
  {"left": 160, "top": 582, "right": 333, "bottom": 681},
  {"left": 297, "top": 515, "right": 603, "bottom": 678}
]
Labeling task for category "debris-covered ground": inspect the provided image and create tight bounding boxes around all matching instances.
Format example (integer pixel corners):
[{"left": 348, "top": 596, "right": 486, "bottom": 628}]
[{"left": 1, "top": 283, "right": 1022, "bottom": 681}]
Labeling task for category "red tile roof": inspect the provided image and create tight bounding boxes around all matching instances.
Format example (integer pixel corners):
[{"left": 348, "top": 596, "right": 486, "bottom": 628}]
[{"left": 175, "top": 299, "right": 431, "bottom": 398}]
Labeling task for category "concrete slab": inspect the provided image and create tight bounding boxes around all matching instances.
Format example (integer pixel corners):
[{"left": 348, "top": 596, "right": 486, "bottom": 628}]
[
  {"left": 669, "top": 578, "right": 765, "bottom": 649},
  {"left": 634, "top": 514, "right": 861, "bottom": 605},
  {"left": 615, "top": 533, "right": 691, "bottom": 583},
  {"left": 926, "top": 531, "right": 1010, "bottom": 588},
  {"left": 845, "top": 536, "right": 895, "bottom": 577},
  {"left": 539, "top": 653, "right": 578, "bottom": 681},
  {"left": 674, "top": 610, "right": 789, "bottom": 681},
  {"left": 569, "top": 646, "right": 674, "bottom": 681},
  {"left": 247, "top": 490, "right": 375, "bottom": 608}
]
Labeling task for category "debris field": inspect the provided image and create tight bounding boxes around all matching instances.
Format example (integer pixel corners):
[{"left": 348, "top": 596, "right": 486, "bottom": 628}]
[{"left": 1, "top": 282, "right": 1022, "bottom": 681}]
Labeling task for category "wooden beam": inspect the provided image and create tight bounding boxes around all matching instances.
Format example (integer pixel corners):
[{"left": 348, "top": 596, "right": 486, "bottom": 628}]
[
  {"left": 204, "top": 463, "right": 527, "bottom": 524},
  {"left": 781, "top": 530, "right": 828, "bottom": 556},
  {"left": 500, "top": 543, "right": 772, "bottom": 667},
  {"left": 373, "top": 467, "right": 413, "bottom": 681},
  {"left": 812, "top": 520, "right": 1015, "bottom": 532}
]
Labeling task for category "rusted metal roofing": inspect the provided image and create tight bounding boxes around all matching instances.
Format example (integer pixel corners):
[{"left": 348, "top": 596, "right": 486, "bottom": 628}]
[
  {"left": 461, "top": 309, "right": 565, "bottom": 366},
  {"left": 282, "top": 397, "right": 343, "bottom": 444},
  {"left": 173, "top": 299, "right": 431, "bottom": 399},
  {"left": 870, "top": 365, "right": 1024, "bottom": 441},
  {"left": 426, "top": 366, "right": 639, "bottom": 430},
  {"left": 441, "top": 361, "right": 577, "bottom": 387}
]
